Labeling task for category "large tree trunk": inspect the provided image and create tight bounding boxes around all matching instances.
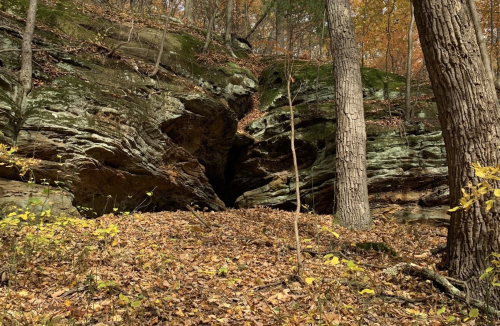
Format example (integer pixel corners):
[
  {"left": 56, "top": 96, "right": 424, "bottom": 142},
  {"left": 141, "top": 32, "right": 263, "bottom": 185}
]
[
  {"left": 404, "top": 3, "right": 415, "bottom": 121},
  {"left": 19, "top": 0, "right": 38, "bottom": 106},
  {"left": 326, "top": 0, "right": 372, "bottom": 230},
  {"left": 414, "top": 0, "right": 500, "bottom": 308}
]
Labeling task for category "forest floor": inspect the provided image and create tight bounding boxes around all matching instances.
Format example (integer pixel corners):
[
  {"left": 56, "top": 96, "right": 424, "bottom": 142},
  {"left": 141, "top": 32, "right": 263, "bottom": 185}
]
[{"left": 0, "top": 207, "right": 494, "bottom": 325}]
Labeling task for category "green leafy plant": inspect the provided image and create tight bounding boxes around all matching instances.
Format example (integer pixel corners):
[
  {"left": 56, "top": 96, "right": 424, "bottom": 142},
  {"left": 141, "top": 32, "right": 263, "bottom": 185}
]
[
  {"left": 118, "top": 293, "right": 142, "bottom": 309},
  {"left": 94, "top": 224, "right": 119, "bottom": 240}
]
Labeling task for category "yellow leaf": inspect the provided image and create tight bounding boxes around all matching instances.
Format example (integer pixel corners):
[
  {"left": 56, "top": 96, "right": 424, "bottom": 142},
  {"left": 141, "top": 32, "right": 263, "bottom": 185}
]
[
  {"left": 305, "top": 277, "right": 316, "bottom": 285},
  {"left": 64, "top": 300, "right": 72, "bottom": 307},
  {"left": 486, "top": 200, "right": 495, "bottom": 211},
  {"left": 112, "top": 315, "right": 123, "bottom": 322},
  {"left": 358, "top": 288, "right": 375, "bottom": 295},
  {"left": 462, "top": 199, "right": 474, "bottom": 209},
  {"left": 18, "top": 290, "right": 30, "bottom": 297},
  {"left": 476, "top": 170, "right": 486, "bottom": 178},
  {"left": 448, "top": 206, "right": 461, "bottom": 212},
  {"left": 494, "top": 189, "right": 500, "bottom": 197},
  {"left": 325, "top": 256, "right": 340, "bottom": 266}
]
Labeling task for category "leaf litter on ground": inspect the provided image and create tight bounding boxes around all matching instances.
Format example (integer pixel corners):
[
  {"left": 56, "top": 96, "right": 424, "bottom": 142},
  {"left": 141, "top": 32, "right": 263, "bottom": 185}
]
[{"left": 0, "top": 207, "right": 488, "bottom": 325}]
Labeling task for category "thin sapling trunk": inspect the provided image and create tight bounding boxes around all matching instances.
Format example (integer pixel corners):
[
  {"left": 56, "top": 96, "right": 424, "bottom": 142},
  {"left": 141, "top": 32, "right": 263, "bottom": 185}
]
[
  {"left": 150, "top": 3, "right": 175, "bottom": 77},
  {"left": 19, "top": 0, "right": 38, "bottom": 109},
  {"left": 405, "top": 4, "right": 415, "bottom": 121},
  {"left": 286, "top": 70, "right": 302, "bottom": 276}
]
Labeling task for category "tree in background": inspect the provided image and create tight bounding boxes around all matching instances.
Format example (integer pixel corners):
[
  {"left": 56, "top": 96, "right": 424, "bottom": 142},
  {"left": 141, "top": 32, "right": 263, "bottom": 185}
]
[
  {"left": 202, "top": 0, "right": 220, "bottom": 54},
  {"left": 184, "top": 0, "right": 194, "bottom": 23},
  {"left": 326, "top": 0, "right": 372, "bottom": 230},
  {"left": 149, "top": 0, "right": 179, "bottom": 76},
  {"left": 224, "top": 0, "right": 234, "bottom": 46},
  {"left": 468, "top": 0, "right": 495, "bottom": 89},
  {"left": 275, "top": 0, "right": 285, "bottom": 51},
  {"left": 352, "top": 0, "right": 423, "bottom": 77},
  {"left": 19, "top": 0, "right": 38, "bottom": 111},
  {"left": 405, "top": 3, "right": 415, "bottom": 121},
  {"left": 414, "top": 0, "right": 500, "bottom": 307},
  {"left": 224, "top": 0, "right": 237, "bottom": 56}
]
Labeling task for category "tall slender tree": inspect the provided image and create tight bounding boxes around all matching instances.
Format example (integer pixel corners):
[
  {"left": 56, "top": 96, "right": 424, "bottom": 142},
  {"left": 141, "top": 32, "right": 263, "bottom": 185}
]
[
  {"left": 467, "top": 0, "right": 495, "bottom": 88},
  {"left": 414, "top": 0, "right": 500, "bottom": 307},
  {"left": 405, "top": 3, "right": 415, "bottom": 121},
  {"left": 224, "top": 0, "right": 237, "bottom": 57},
  {"left": 150, "top": 3, "right": 175, "bottom": 77},
  {"left": 202, "top": 0, "right": 219, "bottom": 54},
  {"left": 19, "top": 0, "right": 38, "bottom": 110},
  {"left": 326, "top": 0, "right": 372, "bottom": 230},
  {"left": 224, "top": 0, "right": 234, "bottom": 46}
]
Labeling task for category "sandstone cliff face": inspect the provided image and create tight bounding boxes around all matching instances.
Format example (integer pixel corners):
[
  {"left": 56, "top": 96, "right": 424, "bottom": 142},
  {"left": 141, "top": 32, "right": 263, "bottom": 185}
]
[
  {"left": 0, "top": 1, "right": 256, "bottom": 215},
  {"left": 228, "top": 64, "right": 447, "bottom": 214},
  {"left": 0, "top": 1, "right": 448, "bottom": 217}
]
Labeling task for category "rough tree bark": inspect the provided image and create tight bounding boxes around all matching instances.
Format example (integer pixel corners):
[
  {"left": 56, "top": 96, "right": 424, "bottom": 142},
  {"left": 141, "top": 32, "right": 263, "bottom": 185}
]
[
  {"left": 414, "top": 0, "right": 500, "bottom": 308},
  {"left": 405, "top": 3, "right": 415, "bottom": 121},
  {"left": 326, "top": 0, "right": 372, "bottom": 230},
  {"left": 19, "top": 0, "right": 38, "bottom": 108},
  {"left": 497, "top": 27, "right": 500, "bottom": 88}
]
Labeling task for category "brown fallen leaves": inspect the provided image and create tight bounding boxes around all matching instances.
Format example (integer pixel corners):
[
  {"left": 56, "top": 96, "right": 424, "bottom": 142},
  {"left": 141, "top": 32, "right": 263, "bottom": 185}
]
[{"left": 0, "top": 207, "right": 489, "bottom": 325}]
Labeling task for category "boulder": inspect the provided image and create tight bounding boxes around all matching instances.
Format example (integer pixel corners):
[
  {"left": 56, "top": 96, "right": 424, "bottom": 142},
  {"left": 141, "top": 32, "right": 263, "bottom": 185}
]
[
  {"left": 0, "top": 178, "right": 79, "bottom": 217},
  {"left": 0, "top": 4, "right": 258, "bottom": 215}
]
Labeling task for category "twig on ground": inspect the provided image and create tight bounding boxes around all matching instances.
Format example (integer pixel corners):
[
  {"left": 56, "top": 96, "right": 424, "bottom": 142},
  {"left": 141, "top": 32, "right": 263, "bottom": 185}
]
[
  {"left": 254, "top": 280, "right": 285, "bottom": 292},
  {"left": 186, "top": 205, "right": 212, "bottom": 231}
]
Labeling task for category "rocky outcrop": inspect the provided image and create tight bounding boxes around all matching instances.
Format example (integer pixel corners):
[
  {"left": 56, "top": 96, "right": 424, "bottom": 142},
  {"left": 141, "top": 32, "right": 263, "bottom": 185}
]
[
  {"left": 0, "top": 2, "right": 257, "bottom": 215},
  {"left": 228, "top": 63, "right": 447, "bottom": 214},
  {"left": 0, "top": 178, "right": 79, "bottom": 217},
  {"left": 0, "top": 0, "right": 447, "bottom": 217},
  {"left": 258, "top": 62, "right": 433, "bottom": 112}
]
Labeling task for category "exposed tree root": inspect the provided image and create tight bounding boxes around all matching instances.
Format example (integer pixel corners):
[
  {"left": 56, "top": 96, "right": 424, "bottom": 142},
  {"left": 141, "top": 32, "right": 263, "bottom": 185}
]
[{"left": 385, "top": 263, "right": 500, "bottom": 316}]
